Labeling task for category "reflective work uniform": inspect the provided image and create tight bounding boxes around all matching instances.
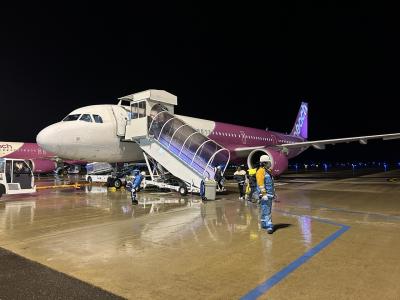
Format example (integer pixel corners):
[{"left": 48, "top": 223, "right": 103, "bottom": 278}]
[
  {"left": 246, "top": 168, "right": 259, "bottom": 202},
  {"left": 131, "top": 174, "right": 144, "bottom": 202},
  {"left": 233, "top": 169, "right": 247, "bottom": 199},
  {"left": 256, "top": 167, "right": 275, "bottom": 228}
]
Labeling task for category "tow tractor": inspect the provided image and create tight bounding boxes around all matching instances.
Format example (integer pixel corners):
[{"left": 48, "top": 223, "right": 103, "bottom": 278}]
[{"left": 0, "top": 158, "right": 36, "bottom": 198}]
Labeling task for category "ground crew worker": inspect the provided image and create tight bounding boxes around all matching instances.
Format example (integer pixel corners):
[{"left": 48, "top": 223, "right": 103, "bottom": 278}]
[
  {"left": 233, "top": 166, "right": 247, "bottom": 199},
  {"left": 256, "top": 155, "right": 276, "bottom": 234},
  {"left": 246, "top": 168, "right": 258, "bottom": 202},
  {"left": 214, "top": 166, "right": 224, "bottom": 190},
  {"left": 129, "top": 169, "right": 144, "bottom": 205}
]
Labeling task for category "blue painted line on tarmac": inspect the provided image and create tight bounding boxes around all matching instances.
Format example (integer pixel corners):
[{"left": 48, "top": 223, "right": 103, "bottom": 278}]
[{"left": 241, "top": 213, "right": 350, "bottom": 300}]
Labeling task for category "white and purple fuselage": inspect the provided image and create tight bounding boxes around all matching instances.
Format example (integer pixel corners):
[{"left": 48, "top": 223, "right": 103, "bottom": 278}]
[{"left": 36, "top": 102, "right": 309, "bottom": 176}]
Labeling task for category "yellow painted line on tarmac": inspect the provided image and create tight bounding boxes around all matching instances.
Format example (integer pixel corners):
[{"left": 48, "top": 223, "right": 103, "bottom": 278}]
[{"left": 36, "top": 183, "right": 90, "bottom": 190}]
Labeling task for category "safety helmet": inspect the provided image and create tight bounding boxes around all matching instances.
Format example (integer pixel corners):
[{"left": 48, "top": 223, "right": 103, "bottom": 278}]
[
  {"left": 140, "top": 171, "right": 146, "bottom": 176},
  {"left": 216, "top": 165, "right": 222, "bottom": 169},
  {"left": 259, "top": 155, "right": 271, "bottom": 163}
]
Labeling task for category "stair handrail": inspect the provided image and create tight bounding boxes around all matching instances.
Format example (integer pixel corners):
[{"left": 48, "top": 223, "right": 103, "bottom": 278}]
[
  {"left": 168, "top": 124, "right": 190, "bottom": 149},
  {"left": 178, "top": 131, "right": 203, "bottom": 156},
  {"left": 190, "top": 139, "right": 214, "bottom": 167},
  {"left": 203, "top": 148, "right": 231, "bottom": 177},
  {"left": 158, "top": 116, "right": 177, "bottom": 140}
]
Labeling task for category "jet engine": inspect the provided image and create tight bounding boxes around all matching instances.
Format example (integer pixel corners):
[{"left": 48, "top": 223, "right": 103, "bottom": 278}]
[
  {"left": 28, "top": 159, "right": 57, "bottom": 174},
  {"left": 247, "top": 148, "right": 288, "bottom": 176}
]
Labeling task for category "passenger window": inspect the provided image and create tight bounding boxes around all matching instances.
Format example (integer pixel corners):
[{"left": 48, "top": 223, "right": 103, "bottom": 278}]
[
  {"left": 63, "top": 114, "right": 81, "bottom": 121},
  {"left": 93, "top": 115, "right": 103, "bottom": 123},
  {"left": 79, "top": 114, "right": 93, "bottom": 122}
]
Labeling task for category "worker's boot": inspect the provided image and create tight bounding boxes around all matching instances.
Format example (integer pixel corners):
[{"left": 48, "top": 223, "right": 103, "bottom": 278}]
[{"left": 261, "top": 221, "right": 267, "bottom": 229}]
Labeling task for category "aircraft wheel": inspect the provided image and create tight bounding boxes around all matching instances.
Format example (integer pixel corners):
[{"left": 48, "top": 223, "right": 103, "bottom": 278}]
[
  {"left": 179, "top": 185, "right": 188, "bottom": 196},
  {"left": 87, "top": 176, "right": 92, "bottom": 184}
]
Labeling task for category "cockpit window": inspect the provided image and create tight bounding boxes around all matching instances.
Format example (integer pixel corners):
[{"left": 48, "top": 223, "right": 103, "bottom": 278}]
[
  {"left": 79, "top": 114, "right": 93, "bottom": 122},
  {"left": 93, "top": 114, "right": 103, "bottom": 123},
  {"left": 63, "top": 114, "right": 81, "bottom": 121}
]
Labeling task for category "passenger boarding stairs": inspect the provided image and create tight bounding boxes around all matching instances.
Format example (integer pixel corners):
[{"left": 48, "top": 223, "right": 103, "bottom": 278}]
[{"left": 117, "top": 90, "right": 230, "bottom": 189}]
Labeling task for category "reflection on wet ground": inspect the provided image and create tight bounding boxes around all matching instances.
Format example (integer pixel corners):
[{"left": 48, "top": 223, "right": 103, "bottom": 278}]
[{"left": 0, "top": 170, "right": 400, "bottom": 299}]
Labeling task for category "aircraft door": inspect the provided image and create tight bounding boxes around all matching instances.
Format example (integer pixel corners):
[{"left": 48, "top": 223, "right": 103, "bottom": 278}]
[
  {"left": 112, "top": 106, "right": 128, "bottom": 137},
  {"left": 12, "top": 160, "right": 33, "bottom": 189}
]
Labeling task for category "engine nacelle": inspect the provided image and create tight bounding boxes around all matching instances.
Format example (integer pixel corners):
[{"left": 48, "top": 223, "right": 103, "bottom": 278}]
[
  {"left": 28, "top": 159, "right": 57, "bottom": 174},
  {"left": 247, "top": 148, "right": 288, "bottom": 176}
]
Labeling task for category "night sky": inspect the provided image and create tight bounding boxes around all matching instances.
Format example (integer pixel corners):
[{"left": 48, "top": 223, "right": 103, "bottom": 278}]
[{"left": 1, "top": 2, "right": 398, "bottom": 162}]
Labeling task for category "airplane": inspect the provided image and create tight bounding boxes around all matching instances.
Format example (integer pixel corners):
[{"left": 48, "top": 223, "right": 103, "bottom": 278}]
[
  {"left": 36, "top": 90, "right": 400, "bottom": 177},
  {"left": 0, "top": 141, "right": 85, "bottom": 174}
]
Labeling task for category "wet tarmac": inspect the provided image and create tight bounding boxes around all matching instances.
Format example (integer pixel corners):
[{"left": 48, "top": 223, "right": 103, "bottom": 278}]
[{"left": 1, "top": 169, "right": 400, "bottom": 299}]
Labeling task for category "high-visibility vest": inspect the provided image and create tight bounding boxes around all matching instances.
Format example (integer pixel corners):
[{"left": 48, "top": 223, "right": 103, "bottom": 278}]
[{"left": 256, "top": 168, "right": 265, "bottom": 190}]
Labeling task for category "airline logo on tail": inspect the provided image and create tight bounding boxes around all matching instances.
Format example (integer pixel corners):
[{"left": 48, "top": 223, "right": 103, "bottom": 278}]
[{"left": 291, "top": 102, "right": 308, "bottom": 139}]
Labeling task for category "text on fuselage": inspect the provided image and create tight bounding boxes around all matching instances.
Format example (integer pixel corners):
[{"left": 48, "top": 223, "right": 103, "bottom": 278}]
[{"left": 0, "top": 144, "right": 12, "bottom": 151}]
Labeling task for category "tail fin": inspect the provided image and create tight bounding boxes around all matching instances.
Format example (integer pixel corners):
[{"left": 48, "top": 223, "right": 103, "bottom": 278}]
[{"left": 290, "top": 102, "right": 308, "bottom": 140}]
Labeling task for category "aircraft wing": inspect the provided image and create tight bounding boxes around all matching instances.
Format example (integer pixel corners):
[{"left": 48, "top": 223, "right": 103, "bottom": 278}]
[{"left": 279, "top": 133, "right": 400, "bottom": 150}]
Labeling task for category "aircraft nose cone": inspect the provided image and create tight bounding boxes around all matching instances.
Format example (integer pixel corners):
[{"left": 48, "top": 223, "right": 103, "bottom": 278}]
[{"left": 36, "top": 124, "right": 59, "bottom": 153}]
